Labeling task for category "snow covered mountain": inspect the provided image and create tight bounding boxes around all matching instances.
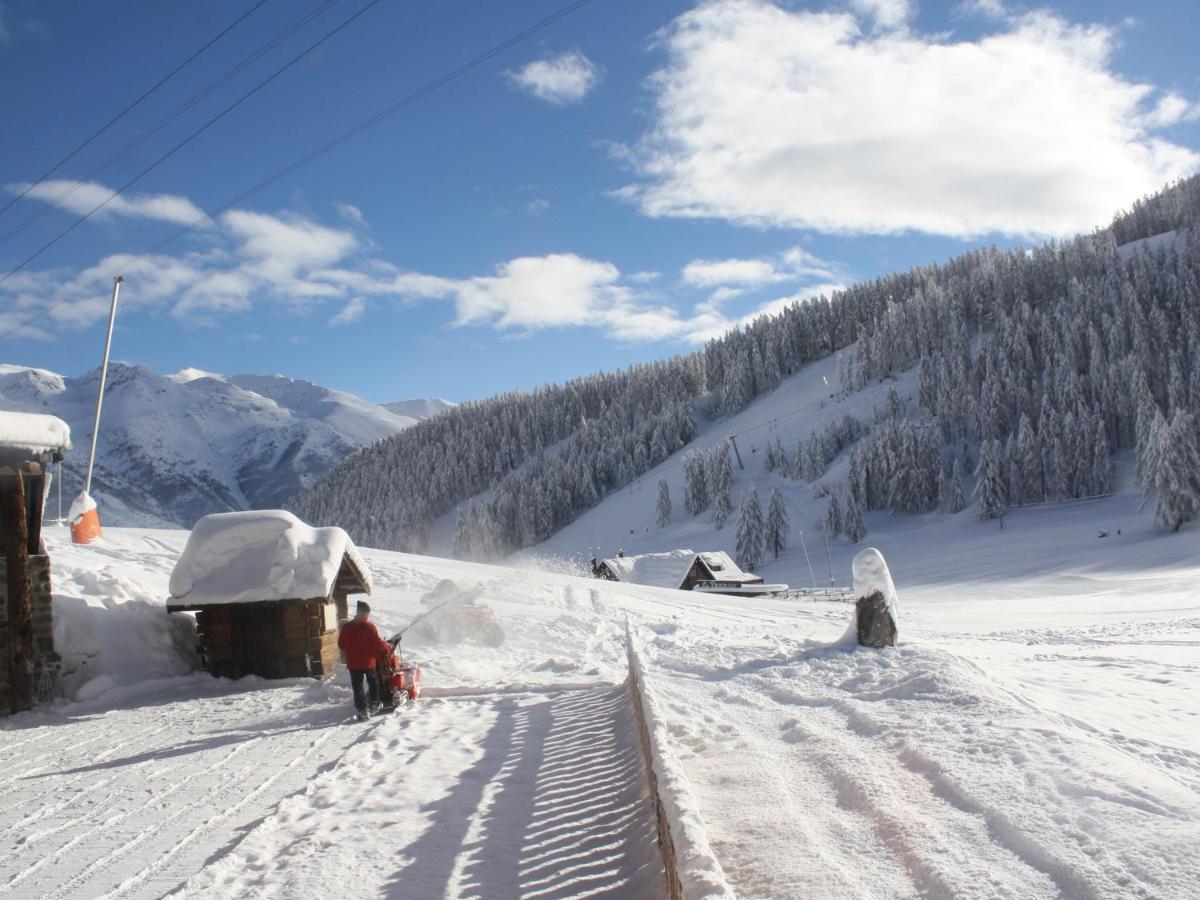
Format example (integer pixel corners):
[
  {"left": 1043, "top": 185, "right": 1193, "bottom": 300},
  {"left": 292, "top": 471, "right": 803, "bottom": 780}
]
[
  {"left": 0, "top": 363, "right": 442, "bottom": 527},
  {"left": 383, "top": 398, "right": 456, "bottom": 420}
]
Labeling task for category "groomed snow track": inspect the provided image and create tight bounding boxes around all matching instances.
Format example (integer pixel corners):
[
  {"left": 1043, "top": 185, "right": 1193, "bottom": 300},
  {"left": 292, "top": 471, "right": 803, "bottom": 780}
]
[{"left": 0, "top": 679, "right": 667, "bottom": 899}]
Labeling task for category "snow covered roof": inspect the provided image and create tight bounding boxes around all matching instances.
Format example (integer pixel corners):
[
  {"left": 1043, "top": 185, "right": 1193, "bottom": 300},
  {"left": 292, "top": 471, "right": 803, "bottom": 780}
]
[
  {"left": 601, "top": 549, "right": 698, "bottom": 589},
  {"left": 0, "top": 410, "right": 71, "bottom": 456},
  {"left": 695, "top": 551, "right": 760, "bottom": 583},
  {"left": 168, "top": 510, "right": 371, "bottom": 607}
]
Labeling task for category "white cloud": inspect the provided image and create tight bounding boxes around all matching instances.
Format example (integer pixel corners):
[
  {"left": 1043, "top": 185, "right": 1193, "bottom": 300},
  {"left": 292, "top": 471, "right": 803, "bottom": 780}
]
[
  {"left": 682, "top": 257, "right": 780, "bottom": 288},
  {"left": 849, "top": 0, "right": 914, "bottom": 31},
  {"left": 628, "top": 270, "right": 662, "bottom": 284},
  {"left": 622, "top": 1, "right": 1200, "bottom": 238},
  {"left": 507, "top": 50, "right": 602, "bottom": 105},
  {"left": 335, "top": 202, "right": 365, "bottom": 225},
  {"left": 11, "top": 179, "right": 207, "bottom": 225},
  {"left": 525, "top": 198, "right": 550, "bottom": 216},
  {"left": 682, "top": 245, "right": 843, "bottom": 289},
  {"left": 329, "top": 297, "right": 366, "bottom": 325}
]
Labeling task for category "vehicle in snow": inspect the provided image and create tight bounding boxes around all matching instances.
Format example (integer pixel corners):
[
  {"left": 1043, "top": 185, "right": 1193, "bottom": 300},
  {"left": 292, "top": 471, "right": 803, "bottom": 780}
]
[{"left": 412, "top": 580, "right": 506, "bottom": 647}]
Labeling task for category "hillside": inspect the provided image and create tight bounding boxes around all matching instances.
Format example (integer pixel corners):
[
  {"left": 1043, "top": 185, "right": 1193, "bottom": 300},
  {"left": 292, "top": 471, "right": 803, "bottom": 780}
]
[
  {"left": 0, "top": 363, "right": 444, "bottom": 527},
  {"left": 6, "top": 510, "right": 1197, "bottom": 897},
  {"left": 292, "top": 175, "right": 1200, "bottom": 558}
]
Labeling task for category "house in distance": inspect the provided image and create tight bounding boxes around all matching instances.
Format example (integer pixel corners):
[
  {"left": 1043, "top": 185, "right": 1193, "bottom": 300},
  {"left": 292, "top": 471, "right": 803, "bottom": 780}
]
[
  {"left": 166, "top": 510, "right": 371, "bottom": 680},
  {"left": 593, "top": 548, "right": 787, "bottom": 597}
]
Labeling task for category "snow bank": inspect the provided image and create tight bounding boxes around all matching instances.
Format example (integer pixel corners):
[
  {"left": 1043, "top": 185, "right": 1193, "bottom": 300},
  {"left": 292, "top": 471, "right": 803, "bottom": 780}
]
[
  {"left": 852, "top": 547, "right": 900, "bottom": 629},
  {"left": 67, "top": 490, "right": 96, "bottom": 522},
  {"left": 49, "top": 563, "right": 198, "bottom": 699},
  {"left": 626, "top": 622, "right": 735, "bottom": 900},
  {"left": 168, "top": 510, "right": 371, "bottom": 605},
  {"left": 0, "top": 409, "right": 70, "bottom": 453}
]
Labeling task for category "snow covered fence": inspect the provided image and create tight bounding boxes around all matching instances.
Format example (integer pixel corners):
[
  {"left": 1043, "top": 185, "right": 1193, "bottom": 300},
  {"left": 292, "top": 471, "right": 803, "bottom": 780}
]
[{"left": 625, "top": 620, "right": 735, "bottom": 900}]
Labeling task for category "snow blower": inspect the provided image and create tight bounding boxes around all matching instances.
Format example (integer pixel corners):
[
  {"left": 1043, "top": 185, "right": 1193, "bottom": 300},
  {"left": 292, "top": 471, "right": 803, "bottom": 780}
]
[{"left": 376, "top": 632, "right": 421, "bottom": 710}]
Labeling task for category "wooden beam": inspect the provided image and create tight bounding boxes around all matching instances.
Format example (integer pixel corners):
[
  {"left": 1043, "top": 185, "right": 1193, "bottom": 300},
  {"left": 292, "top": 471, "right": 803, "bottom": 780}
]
[{"left": 2, "top": 467, "right": 33, "bottom": 714}]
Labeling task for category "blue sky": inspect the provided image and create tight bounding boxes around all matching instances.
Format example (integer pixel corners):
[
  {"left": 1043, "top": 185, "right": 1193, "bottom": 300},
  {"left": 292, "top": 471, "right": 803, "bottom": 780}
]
[{"left": 1, "top": 0, "right": 1198, "bottom": 403}]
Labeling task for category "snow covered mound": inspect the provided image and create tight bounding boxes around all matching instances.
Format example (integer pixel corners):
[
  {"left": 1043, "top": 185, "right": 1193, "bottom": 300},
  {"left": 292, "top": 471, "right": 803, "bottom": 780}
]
[
  {"left": 169, "top": 510, "right": 371, "bottom": 605},
  {"left": 603, "top": 549, "right": 698, "bottom": 589},
  {"left": 852, "top": 546, "right": 900, "bottom": 629}
]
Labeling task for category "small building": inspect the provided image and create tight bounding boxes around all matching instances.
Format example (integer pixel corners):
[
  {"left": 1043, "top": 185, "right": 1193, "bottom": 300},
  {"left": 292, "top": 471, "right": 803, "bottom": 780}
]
[
  {"left": 166, "top": 510, "right": 372, "bottom": 680},
  {"left": 0, "top": 411, "right": 71, "bottom": 715},
  {"left": 595, "top": 549, "right": 786, "bottom": 596}
]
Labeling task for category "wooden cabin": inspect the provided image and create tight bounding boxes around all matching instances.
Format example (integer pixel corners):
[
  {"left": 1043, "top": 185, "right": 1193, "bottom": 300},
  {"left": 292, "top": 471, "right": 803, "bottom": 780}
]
[
  {"left": 595, "top": 549, "right": 779, "bottom": 595},
  {"left": 166, "top": 510, "right": 371, "bottom": 680},
  {"left": 0, "top": 411, "right": 71, "bottom": 715}
]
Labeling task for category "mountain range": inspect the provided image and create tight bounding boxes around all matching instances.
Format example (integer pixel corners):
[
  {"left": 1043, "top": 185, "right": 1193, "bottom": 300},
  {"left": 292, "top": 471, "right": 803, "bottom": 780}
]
[{"left": 0, "top": 363, "right": 451, "bottom": 527}]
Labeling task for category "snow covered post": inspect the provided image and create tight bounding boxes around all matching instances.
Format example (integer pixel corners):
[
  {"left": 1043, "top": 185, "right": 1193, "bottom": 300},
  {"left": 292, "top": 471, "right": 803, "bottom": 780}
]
[{"left": 851, "top": 547, "right": 899, "bottom": 648}]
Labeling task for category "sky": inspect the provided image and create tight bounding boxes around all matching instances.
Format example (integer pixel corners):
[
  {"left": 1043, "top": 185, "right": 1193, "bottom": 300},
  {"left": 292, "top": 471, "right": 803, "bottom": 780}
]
[{"left": 0, "top": 0, "right": 1198, "bottom": 404}]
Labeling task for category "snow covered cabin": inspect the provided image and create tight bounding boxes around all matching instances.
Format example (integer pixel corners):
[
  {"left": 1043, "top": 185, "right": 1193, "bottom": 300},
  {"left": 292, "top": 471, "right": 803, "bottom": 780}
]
[
  {"left": 594, "top": 549, "right": 785, "bottom": 596},
  {"left": 0, "top": 411, "right": 71, "bottom": 714},
  {"left": 166, "top": 510, "right": 372, "bottom": 680}
]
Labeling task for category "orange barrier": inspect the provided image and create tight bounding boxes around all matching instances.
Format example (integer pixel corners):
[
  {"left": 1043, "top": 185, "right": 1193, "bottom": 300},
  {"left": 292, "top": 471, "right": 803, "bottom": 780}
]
[{"left": 70, "top": 507, "right": 102, "bottom": 544}]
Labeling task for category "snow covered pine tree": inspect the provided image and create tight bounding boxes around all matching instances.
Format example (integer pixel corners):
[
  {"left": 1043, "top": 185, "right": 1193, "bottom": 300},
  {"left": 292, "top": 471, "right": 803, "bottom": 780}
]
[
  {"left": 736, "top": 487, "right": 765, "bottom": 571},
  {"left": 765, "top": 487, "right": 789, "bottom": 558},
  {"left": 656, "top": 479, "right": 672, "bottom": 528}
]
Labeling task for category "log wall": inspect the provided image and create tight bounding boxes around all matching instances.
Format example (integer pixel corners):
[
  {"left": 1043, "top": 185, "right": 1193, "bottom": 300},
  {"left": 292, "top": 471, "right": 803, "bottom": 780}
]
[{"left": 0, "top": 555, "right": 56, "bottom": 715}]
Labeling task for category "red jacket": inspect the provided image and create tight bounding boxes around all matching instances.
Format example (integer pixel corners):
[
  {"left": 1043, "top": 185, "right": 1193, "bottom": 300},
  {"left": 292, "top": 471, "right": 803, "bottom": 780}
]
[{"left": 338, "top": 619, "right": 389, "bottom": 670}]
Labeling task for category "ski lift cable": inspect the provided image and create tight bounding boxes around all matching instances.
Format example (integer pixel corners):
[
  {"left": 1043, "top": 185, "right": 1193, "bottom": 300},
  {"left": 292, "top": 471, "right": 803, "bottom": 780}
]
[
  {"left": 0, "top": 0, "right": 343, "bottom": 250},
  {"left": 0, "top": 0, "right": 385, "bottom": 292},
  {"left": 0, "top": 0, "right": 273, "bottom": 222},
  {"left": 0, "top": 0, "right": 597, "bottom": 341}
]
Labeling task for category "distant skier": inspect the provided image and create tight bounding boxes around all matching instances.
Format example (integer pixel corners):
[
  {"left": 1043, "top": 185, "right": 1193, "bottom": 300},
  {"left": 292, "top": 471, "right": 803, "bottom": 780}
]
[{"left": 338, "top": 601, "right": 390, "bottom": 721}]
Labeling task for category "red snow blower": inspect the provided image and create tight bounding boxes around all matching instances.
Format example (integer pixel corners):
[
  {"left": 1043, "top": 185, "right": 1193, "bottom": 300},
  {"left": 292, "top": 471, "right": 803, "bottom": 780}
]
[{"left": 376, "top": 633, "right": 421, "bottom": 709}]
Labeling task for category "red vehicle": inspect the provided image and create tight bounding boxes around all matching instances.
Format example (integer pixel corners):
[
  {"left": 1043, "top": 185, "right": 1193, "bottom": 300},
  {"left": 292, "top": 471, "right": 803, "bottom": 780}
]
[{"left": 376, "top": 634, "right": 421, "bottom": 708}]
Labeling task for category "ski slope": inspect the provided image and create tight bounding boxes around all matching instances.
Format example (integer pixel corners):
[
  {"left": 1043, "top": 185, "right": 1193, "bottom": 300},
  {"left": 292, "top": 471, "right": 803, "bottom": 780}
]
[{"left": 1, "top": 512, "right": 1198, "bottom": 898}]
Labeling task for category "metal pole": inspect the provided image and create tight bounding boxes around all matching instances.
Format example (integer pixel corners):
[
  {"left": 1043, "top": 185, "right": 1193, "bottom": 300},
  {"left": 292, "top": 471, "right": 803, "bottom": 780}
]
[
  {"left": 798, "top": 530, "right": 818, "bottom": 589},
  {"left": 84, "top": 275, "right": 122, "bottom": 496},
  {"left": 727, "top": 433, "right": 744, "bottom": 470},
  {"left": 57, "top": 460, "right": 62, "bottom": 524},
  {"left": 821, "top": 525, "right": 835, "bottom": 586}
]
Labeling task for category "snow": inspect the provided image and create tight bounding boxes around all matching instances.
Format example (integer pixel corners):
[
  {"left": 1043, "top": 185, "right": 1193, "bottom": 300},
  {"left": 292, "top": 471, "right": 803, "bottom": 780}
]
[
  {"left": 697, "top": 551, "right": 757, "bottom": 582},
  {"left": 67, "top": 489, "right": 96, "bottom": 523},
  {"left": 0, "top": 409, "right": 70, "bottom": 454},
  {"left": 603, "top": 548, "right": 698, "bottom": 588},
  {"left": 168, "top": 509, "right": 371, "bottom": 606},
  {"left": 851, "top": 546, "right": 900, "bottom": 629},
  {"left": 2, "top": 496, "right": 1198, "bottom": 897}
]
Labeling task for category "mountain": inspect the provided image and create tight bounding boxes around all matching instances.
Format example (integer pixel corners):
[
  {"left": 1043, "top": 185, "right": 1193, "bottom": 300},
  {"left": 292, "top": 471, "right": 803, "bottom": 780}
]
[
  {"left": 0, "top": 364, "right": 441, "bottom": 527},
  {"left": 384, "top": 398, "right": 456, "bottom": 420},
  {"left": 290, "top": 174, "right": 1200, "bottom": 557}
]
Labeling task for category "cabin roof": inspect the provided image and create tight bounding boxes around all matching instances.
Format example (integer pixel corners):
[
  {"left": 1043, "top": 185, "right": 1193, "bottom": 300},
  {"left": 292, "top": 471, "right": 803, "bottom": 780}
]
[
  {"left": 167, "top": 509, "right": 371, "bottom": 608},
  {"left": 0, "top": 411, "right": 70, "bottom": 465}
]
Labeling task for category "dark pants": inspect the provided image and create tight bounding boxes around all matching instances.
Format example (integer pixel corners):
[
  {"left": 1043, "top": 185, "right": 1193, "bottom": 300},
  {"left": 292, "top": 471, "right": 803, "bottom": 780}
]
[{"left": 350, "top": 668, "right": 380, "bottom": 712}]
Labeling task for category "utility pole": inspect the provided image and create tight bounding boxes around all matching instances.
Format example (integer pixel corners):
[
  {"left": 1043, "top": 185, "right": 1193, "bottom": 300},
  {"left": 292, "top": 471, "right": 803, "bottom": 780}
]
[
  {"left": 798, "top": 530, "right": 818, "bottom": 589},
  {"left": 727, "top": 433, "right": 744, "bottom": 470}
]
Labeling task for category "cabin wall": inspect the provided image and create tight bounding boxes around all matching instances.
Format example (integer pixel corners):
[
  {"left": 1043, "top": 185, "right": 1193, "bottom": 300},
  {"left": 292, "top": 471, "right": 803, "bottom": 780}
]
[
  {"left": 0, "top": 555, "right": 55, "bottom": 714},
  {"left": 194, "top": 599, "right": 341, "bottom": 680},
  {"left": 679, "top": 557, "right": 712, "bottom": 592}
]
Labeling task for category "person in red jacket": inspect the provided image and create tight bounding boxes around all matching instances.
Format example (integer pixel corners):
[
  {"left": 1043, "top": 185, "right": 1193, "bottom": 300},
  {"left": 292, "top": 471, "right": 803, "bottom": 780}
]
[{"left": 338, "top": 601, "right": 390, "bottom": 720}]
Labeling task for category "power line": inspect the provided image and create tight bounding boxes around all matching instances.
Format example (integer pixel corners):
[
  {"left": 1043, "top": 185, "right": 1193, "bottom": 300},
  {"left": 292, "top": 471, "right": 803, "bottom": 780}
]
[
  {"left": 0, "top": 0, "right": 343, "bottom": 250},
  {"left": 0, "top": 0, "right": 597, "bottom": 341},
  {"left": 0, "top": 0, "right": 272, "bottom": 221},
  {"left": 0, "top": 0, "right": 384, "bottom": 291}
]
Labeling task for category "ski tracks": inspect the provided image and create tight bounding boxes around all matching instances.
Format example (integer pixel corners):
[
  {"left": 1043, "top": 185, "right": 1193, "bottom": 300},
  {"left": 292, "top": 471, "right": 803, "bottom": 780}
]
[{"left": 0, "top": 681, "right": 363, "bottom": 900}]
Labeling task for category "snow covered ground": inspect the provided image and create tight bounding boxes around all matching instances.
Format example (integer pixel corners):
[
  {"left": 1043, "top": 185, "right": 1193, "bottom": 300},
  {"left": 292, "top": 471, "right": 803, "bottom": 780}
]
[{"left": 2, "top": 505, "right": 1198, "bottom": 898}]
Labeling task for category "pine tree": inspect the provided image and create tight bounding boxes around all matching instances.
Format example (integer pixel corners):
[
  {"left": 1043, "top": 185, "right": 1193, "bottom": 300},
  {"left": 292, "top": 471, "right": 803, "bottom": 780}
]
[
  {"left": 973, "top": 438, "right": 1007, "bottom": 519},
  {"left": 765, "top": 487, "right": 789, "bottom": 558},
  {"left": 843, "top": 487, "right": 867, "bottom": 542},
  {"left": 1091, "top": 419, "right": 1113, "bottom": 496},
  {"left": 656, "top": 479, "right": 672, "bottom": 528},
  {"left": 683, "top": 451, "right": 708, "bottom": 515},
  {"left": 1152, "top": 411, "right": 1200, "bottom": 531},
  {"left": 735, "top": 487, "right": 765, "bottom": 571},
  {"left": 710, "top": 444, "right": 733, "bottom": 528},
  {"left": 825, "top": 493, "right": 842, "bottom": 536}
]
